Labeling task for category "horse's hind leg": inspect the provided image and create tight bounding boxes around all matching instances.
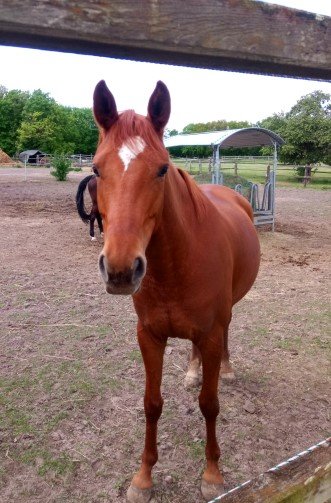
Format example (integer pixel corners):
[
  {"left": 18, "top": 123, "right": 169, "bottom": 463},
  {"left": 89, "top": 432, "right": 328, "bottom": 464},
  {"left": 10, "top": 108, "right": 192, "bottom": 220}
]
[
  {"left": 220, "top": 326, "right": 235, "bottom": 380},
  {"left": 185, "top": 343, "right": 202, "bottom": 388}
]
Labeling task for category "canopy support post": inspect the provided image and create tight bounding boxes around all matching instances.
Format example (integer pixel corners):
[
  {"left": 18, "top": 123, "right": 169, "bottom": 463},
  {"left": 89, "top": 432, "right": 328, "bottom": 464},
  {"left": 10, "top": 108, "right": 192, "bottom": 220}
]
[
  {"left": 212, "top": 145, "right": 223, "bottom": 185},
  {"left": 272, "top": 140, "right": 278, "bottom": 232}
]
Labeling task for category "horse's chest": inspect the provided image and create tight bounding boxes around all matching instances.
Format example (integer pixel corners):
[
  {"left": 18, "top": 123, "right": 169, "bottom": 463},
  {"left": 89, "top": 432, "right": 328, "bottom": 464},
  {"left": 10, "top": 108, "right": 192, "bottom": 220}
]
[
  {"left": 134, "top": 298, "right": 213, "bottom": 340},
  {"left": 145, "top": 307, "right": 196, "bottom": 339}
]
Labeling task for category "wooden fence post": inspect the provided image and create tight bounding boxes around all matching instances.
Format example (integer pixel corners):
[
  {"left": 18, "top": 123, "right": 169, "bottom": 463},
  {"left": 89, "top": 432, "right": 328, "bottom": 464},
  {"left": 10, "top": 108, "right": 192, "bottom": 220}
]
[
  {"left": 303, "top": 164, "right": 312, "bottom": 187},
  {"left": 266, "top": 164, "right": 270, "bottom": 182}
]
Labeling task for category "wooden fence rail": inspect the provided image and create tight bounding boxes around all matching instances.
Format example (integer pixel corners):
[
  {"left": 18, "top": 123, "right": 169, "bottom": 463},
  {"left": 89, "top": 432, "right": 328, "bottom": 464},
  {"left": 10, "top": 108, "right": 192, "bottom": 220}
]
[
  {"left": 209, "top": 438, "right": 331, "bottom": 503},
  {"left": 0, "top": 0, "right": 330, "bottom": 80}
]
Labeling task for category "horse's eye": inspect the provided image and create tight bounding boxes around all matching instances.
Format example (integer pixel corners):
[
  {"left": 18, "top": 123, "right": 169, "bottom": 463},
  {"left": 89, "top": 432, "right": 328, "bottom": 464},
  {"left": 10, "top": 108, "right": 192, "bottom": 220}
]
[
  {"left": 157, "top": 164, "right": 168, "bottom": 177},
  {"left": 92, "top": 165, "right": 100, "bottom": 177}
]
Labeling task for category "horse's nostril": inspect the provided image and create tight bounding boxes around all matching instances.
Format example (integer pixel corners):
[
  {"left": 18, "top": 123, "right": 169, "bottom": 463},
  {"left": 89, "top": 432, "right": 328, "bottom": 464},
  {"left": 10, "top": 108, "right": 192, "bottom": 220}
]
[{"left": 133, "top": 256, "right": 146, "bottom": 282}]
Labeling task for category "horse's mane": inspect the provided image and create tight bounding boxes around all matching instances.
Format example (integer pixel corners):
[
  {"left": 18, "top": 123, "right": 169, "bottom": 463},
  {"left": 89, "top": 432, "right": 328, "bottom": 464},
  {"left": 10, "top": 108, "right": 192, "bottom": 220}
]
[
  {"left": 175, "top": 167, "right": 207, "bottom": 222},
  {"left": 98, "top": 110, "right": 164, "bottom": 152}
]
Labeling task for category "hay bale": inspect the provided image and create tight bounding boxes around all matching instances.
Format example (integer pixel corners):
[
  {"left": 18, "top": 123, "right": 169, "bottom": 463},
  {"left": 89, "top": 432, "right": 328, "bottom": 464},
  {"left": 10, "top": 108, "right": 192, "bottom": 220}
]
[{"left": 0, "top": 148, "right": 14, "bottom": 164}]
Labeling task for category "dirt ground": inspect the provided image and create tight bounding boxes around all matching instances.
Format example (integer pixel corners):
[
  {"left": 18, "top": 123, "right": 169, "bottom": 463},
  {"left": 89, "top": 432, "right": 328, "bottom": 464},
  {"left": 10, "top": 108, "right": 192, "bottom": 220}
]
[{"left": 0, "top": 168, "right": 330, "bottom": 503}]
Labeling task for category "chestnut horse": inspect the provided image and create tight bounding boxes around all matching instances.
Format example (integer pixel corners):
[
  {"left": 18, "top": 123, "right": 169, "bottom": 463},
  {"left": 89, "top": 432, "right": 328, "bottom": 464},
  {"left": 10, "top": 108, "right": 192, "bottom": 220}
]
[
  {"left": 92, "top": 80, "right": 260, "bottom": 502},
  {"left": 75, "top": 174, "right": 103, "bottom": 240}
]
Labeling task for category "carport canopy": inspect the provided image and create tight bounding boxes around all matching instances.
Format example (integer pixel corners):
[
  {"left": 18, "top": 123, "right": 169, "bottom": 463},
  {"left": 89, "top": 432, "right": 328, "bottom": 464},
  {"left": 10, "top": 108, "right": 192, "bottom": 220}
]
[
  {"left": 164, "top": 126, "right": 285, "bottom": 231},
  {"left": 164, "top": 127, "right": 284, "bottom": 149}
]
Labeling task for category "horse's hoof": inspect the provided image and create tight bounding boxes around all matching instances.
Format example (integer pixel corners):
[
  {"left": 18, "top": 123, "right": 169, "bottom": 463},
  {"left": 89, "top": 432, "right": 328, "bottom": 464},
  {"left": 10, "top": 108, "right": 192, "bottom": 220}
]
[
  {"left": 90, "top": 236, "right": 97, "bottom": 241},
  {"left": 201, "top": 479, "right": 224, "bottom": 501},
  {"left": 127, "top": 484, "right": 153, "bottom": 503},
  {"left": 184, "top": 374, "right": 201, "bottom": 389},
  {"left": 221, "top": 371, "right": 235, "bottom": 381}
]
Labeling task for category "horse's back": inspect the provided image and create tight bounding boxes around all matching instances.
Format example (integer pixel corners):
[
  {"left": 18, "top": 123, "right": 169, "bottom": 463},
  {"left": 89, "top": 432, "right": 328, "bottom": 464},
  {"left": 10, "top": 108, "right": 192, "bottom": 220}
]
[
  {"left": 200, "top": 184, "right": 260, "bottom": 304},
  {"left": 201, "top": 184, "right": 253, "bottom": 221}
]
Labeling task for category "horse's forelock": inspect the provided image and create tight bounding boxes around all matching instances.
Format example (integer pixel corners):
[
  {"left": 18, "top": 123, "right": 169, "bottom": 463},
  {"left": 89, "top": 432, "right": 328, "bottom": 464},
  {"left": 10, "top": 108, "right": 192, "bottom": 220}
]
[{"left": 99, "top": 110, "right": 164, "bottom": 152}]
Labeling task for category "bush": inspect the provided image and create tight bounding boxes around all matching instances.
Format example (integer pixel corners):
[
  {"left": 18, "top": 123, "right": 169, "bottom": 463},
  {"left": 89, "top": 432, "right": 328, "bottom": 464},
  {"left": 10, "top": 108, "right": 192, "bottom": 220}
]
[{"left": 51, "top": 154, "right": 71, "bottom": 181}]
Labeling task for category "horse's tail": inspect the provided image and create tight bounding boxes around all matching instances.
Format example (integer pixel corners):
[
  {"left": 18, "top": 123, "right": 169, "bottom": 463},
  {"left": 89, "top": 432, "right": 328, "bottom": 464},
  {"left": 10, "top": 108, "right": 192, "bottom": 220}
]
[{"left": 75, "top": 174, "right": 95, "bottom": 224}]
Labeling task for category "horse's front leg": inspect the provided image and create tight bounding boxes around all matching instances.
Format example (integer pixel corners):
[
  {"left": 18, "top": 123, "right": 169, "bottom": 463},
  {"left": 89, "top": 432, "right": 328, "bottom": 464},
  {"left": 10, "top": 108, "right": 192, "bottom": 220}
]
[
  {"left": 198, "top": 331, "right": 225, "bottom": 501},
  {"left": 127, "top": 324, "right": 166, "bottom": 503}
]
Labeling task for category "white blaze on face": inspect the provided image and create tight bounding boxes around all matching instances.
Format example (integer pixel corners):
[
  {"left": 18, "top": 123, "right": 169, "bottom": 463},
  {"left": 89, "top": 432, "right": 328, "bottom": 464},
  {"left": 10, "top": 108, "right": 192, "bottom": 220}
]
[{"left": 118, "top": 136, "right": 146, "bottom": 172}]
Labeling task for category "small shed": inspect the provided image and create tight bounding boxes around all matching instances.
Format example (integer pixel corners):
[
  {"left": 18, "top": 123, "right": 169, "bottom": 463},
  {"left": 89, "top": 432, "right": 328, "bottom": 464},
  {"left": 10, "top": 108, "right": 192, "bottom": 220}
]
[
  {"left": 19, "top": 150, "right": 45, "bottom": 164},
  {"left": 164, "top": 127, "right": 284, "bottom": 230}
]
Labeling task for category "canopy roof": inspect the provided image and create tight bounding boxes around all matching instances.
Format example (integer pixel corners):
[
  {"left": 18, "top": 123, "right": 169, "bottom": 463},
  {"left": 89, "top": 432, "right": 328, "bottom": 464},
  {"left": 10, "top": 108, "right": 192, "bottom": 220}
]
[{"left": 164, "top": 127, "right": 284, "bottom": 149}]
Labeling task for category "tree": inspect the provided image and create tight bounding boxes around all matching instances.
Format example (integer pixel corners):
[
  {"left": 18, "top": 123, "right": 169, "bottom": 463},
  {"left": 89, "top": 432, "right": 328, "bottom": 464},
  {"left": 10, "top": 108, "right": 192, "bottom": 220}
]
[
  {"left": 0, "top": 88, "right": 29, "bottom": 156},
  {"left": 65, "top": 107, "right": 98, "bottom": 154},
  {"left": 284, "top": 91, "right": 330, "bottom": 165},
  {"left": 164, "top": 128, "right": 178, "bottom": 139},
  {"left": 17, "top": 91, "right": 75, "bottom": 153},
  {"left": 260, "top": 91, "right": 331, "bottom": 165},
  {"left": 171, "top": 119, "right": 257, "bottom": 158}
]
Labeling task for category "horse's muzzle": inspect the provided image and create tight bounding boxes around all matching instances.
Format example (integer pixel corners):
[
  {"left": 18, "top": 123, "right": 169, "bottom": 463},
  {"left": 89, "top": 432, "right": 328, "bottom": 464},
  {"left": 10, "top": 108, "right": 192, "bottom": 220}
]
[{"left": 99, "top": 254, "right": 146, "bottom": 295}]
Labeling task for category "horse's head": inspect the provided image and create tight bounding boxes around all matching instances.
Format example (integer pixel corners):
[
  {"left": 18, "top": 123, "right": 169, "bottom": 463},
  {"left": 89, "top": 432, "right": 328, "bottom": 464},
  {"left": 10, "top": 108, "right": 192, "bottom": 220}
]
[{"left": 93, "top": 80, "right": 171, "bottom": 295}]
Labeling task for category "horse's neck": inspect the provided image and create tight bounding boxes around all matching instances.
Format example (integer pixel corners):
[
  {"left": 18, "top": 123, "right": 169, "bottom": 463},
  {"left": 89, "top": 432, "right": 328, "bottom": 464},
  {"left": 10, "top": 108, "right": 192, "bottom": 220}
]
[{"left": 146, "top": 166, "right": 207, "bottom": 270}]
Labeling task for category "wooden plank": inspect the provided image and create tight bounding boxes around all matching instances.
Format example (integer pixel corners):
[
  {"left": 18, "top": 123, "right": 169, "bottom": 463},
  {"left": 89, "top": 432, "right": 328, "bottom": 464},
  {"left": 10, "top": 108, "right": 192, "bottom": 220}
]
[
  {"left": 0, "top": 0, "right": 330, "bottom": 80},
  {"left": 209, "top": 438, "right": 331, "bottom": 503}
]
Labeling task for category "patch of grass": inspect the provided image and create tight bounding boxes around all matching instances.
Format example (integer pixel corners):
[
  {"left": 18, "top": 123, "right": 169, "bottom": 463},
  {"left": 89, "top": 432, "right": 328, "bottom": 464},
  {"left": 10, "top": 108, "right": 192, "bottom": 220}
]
[
  {"left": 19, "top": 447, "right": 76, "bottom": 478},
  {"left": 247, "top": 326, "right": 269, "bottom": 347},
  {"left": 95, "top": 325, "right": 112, "bottom": 337},
  {"left": 113, "top": 476, "right": 128, "bottom": 492},
  {"left": 310, "top": 337, "right": 330, "bottom": 352},
  {"left": 128, "top": 349, "right": 142, "bottom": 362},
  {"left": 45, "top": 410, "right": 69, "bottom": 432},
  {"left": 102, "top": 377, "right": 121, "bottom": 391},
  {"left": 0, "top": 375, "right": 35, "bottom": 393},
  {"left": 1, "top": 402, "right": 36, "bottom": 436},
  {"left": 37, "top": 452, "right": 75, "bottom": 477},
  {"left": 186, "top": 439, "right": 205, "bottom": 460},
  {"left": 275, "top": 336, "right": 302, "bottom": 351},
  {"left": 172, "top": 158, "right": 331, "bottom": 190},
  {"left": 0, "top": 471, "right": 6, "bottom": 491}
]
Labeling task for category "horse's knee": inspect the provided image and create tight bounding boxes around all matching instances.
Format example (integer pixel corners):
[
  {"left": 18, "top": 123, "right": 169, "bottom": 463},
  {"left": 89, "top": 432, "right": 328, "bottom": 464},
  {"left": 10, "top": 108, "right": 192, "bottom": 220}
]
[
  {"left": 199, "top": 395, "right": 219, "bottom": 420},
  {"left": 144, "top": 396, "right": 163, "bottom": 422}
]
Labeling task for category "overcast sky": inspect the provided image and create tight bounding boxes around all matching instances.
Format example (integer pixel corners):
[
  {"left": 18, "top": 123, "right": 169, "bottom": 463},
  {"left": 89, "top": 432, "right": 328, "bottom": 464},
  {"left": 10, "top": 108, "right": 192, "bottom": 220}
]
[{"left": 0, "top": 0, "right": 330, "bottom": 132}]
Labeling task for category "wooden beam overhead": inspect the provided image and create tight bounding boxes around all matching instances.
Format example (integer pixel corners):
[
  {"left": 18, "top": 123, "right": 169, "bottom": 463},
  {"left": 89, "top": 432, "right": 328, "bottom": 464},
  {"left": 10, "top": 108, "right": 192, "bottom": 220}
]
[{"left": 0, "top": 0, "right": 330, "bottom": 80}]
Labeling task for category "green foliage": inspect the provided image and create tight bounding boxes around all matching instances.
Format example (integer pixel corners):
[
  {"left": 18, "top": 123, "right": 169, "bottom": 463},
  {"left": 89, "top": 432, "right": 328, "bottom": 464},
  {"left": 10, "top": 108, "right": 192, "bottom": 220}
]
[
  {"left": 0, "top": 86, "right": 98, "bottom": 156},
  {"left": 65, "top": 107, "right": 98, "bottom": 153},
  {"left": 260, "top": 91, "right": 331, "bottom": 166},
  {"left": 164, "top": 128, "right": 179, "bottom": 138},
  {"left": 169, "top": 119, "right": 260, "bottom": 158},
  {"left": 17, "top": 91, "right": 75, "bottom": 153},
  {"left": 0, "top": 88, "right": 29, "bottom": 156},
  {"left": 51, "top": 153, "right": 71, "bottom": 181}
]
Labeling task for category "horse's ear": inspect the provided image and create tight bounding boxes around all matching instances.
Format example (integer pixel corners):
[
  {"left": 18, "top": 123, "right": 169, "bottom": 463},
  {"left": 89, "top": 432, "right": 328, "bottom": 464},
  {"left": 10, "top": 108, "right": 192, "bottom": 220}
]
[
  {"left": 93, "top": 80, "right": 119, "bottom": 131},
  {"left": 147, "top": 81, "right": 171, "bottom": 134}
]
